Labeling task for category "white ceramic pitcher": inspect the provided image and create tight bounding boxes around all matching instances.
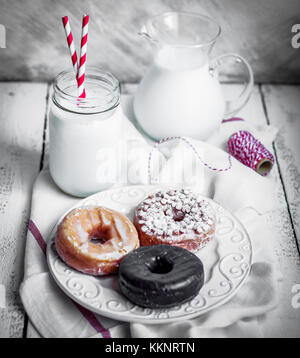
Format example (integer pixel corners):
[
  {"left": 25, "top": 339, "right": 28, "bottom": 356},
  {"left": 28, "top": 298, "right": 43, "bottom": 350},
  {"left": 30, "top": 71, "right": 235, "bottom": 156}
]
[{"left": 134, "top": 12, "right": 254, "bottom": 141}]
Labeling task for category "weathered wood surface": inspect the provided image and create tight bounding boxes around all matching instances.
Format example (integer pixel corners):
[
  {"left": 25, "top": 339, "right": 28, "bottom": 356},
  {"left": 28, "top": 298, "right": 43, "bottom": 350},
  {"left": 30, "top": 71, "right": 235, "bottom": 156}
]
[
  {"left": 0, "top": 0, "right": 299, "bottom": 83},
  {"left": 262, "top": 85, "right": 300, "bottom": 251},
  {"left": 0, "top": 82, "right": 299, "bottom": 337},
  {"left": 239, "top": 84, "right": 300, "bottom": 337},
  {"left": 260, "top": 85, "right": 300, "bottom": 337},
  {"left": 0, "top": 83, "right": 48, "bottom": 338}
]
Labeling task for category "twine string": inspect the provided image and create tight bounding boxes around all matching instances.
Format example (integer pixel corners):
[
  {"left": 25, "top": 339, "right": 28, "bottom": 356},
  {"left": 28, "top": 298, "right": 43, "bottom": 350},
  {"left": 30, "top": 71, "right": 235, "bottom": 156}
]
[
  {"left": 148, "top": 130, "right": 274, "bottom": 183},
  {"left": 147, "top": 136, "right": 233, "bottom": 184}
]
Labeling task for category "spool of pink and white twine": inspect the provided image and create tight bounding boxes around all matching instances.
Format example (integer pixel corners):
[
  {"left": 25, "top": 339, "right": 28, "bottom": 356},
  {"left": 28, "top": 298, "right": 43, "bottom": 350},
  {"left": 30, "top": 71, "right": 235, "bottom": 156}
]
[
  {"left": 227, "top": 130, "right": 274, "bottom": 176},
  {"left": 148, "top": 128, "right": 274, "bottom": 183}
]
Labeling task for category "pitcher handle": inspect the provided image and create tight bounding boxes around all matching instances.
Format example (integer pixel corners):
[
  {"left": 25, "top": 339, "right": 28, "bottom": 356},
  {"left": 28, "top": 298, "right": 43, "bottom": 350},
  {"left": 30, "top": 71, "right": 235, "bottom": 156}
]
[{"left": 209, "top": 53, "right": 254, "bottom": 118}]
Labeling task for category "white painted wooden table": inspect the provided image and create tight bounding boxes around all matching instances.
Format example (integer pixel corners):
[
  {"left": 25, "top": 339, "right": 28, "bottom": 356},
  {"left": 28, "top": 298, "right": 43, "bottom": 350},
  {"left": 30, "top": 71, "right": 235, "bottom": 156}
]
[{"left": 0, "top": 83, "right": 299, "bottom": 338}]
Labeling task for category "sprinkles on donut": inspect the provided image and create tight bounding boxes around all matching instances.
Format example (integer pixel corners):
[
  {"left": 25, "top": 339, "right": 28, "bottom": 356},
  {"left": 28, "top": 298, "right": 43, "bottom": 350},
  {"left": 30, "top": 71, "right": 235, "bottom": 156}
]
[{"left": 133, "top": 189, "right": 216, "bottom": 252}]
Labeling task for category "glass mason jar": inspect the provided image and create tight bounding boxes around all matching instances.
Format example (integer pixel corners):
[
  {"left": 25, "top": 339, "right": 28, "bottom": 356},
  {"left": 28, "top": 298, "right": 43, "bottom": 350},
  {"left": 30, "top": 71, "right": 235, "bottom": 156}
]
[{"left": 49, "top": 67, "right": 122, "bottom": 197}]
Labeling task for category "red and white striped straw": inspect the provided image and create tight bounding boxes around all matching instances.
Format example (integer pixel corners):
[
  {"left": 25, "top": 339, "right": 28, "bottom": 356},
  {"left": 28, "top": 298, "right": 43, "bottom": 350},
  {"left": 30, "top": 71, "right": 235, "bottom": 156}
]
[
  {"left": 77, "top": 14, "right": 89, "bottom": 98},
  {"left": 62, "top": 16, "right": 78, "bottom": 77}
]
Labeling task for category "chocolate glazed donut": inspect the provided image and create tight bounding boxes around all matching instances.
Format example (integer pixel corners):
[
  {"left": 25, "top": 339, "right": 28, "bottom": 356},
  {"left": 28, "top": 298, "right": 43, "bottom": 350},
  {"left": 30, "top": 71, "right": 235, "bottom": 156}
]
[{"left": 118, "top": 245, "right": 204, "bottom": 308}]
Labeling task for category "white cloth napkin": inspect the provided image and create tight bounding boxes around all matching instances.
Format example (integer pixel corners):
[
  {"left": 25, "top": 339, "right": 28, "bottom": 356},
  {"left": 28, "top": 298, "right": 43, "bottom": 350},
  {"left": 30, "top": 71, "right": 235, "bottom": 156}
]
[{"left": 20, "top": 96, "right": 281, "bottom": 338}]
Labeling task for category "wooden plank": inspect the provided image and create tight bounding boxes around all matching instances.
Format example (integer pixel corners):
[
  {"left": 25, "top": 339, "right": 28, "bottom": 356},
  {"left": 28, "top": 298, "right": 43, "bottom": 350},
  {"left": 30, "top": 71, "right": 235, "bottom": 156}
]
[
  {"left": 258, "top": 84, "right": 300, "bottom": 337},
  {"left": 262, "top": 85, "right": 300, "bottom": 252},
  {"left": 220, "top": 85, "right": 300, "bottom": 336},
  {"left": 205, "top": 84, "right": 300, "bottom": 336},
  {"left": 0, "top": 83, "right": 48, "bottom": 338},
  {"left": 257, "top": 85, "right": 300, "bottom": 337}
]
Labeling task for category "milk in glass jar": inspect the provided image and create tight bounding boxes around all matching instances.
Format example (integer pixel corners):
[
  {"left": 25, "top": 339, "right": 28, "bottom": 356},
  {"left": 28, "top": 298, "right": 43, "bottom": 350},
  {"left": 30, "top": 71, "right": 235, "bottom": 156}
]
[{"left": 49, "top": 67, "right": 122, "bottom": 197}]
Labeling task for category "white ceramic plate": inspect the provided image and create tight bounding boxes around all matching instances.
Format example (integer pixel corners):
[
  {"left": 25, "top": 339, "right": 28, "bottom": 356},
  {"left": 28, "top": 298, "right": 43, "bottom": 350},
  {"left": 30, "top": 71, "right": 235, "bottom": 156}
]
[{"left": 47, "top": 185, "right": 252, "bottom": 324}]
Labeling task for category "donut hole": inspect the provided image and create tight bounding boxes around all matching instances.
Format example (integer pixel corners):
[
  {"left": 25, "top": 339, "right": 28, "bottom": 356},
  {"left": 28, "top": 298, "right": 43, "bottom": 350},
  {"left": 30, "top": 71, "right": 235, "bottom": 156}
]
[
  {"left": 147, "top": 256, "right": 173, "bottom": 274},
  {"left": 89, "top": 227, "right": 111, "bottom": 245}
]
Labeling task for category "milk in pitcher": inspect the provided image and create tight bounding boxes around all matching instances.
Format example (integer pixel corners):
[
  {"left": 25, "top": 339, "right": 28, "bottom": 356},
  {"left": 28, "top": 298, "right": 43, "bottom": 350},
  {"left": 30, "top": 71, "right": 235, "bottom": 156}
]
[{"left": 134, "top": 45, "right": 225, "bottom": 140}]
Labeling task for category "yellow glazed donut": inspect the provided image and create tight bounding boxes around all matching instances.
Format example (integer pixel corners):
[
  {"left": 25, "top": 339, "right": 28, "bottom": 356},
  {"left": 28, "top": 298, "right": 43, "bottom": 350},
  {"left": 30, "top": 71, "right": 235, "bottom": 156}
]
[{"left": 55, "top": 206, "right": 139, "bottom": 276}]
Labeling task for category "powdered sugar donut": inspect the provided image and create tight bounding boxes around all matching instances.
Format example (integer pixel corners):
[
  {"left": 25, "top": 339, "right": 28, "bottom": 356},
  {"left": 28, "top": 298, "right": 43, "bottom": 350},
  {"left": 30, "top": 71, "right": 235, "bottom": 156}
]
[
  {"left": 133, "top": 189, "right": 215, "bottom": 252},
  {"left": 55, "top": 206, "right": 139, "bottom": 276}
]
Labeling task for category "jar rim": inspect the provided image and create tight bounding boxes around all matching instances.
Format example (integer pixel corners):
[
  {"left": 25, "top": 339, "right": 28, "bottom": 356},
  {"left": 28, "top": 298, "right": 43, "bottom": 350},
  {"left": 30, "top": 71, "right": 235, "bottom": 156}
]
[{"left": 52, "top": 66, "right": 120, "bottom": 114}]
